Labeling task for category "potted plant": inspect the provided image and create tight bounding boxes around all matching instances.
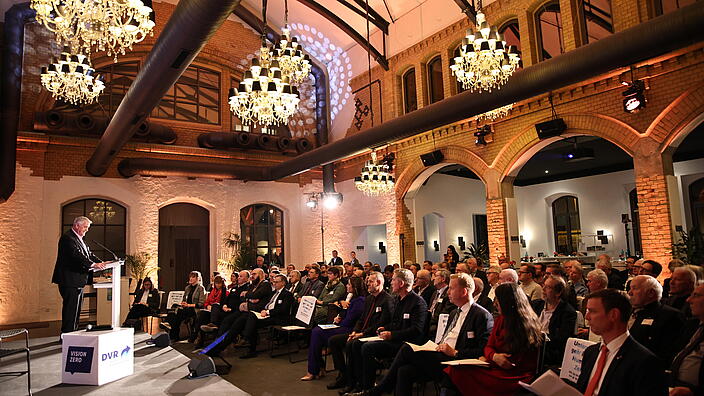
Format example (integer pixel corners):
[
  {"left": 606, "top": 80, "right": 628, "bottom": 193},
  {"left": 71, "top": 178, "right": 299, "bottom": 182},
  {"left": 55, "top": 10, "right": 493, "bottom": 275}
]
[
  {"left": 467, "top": 242, "right": 490, "bottom": 267},
  {"left": 125, "top": 251, "right": 158, "bottom": 291},
  {"left": 218, "top": 232, "right": 254, "bottom": 274},
  {"left": 671, "top": 228, "right": 704, "bottom": 266}
]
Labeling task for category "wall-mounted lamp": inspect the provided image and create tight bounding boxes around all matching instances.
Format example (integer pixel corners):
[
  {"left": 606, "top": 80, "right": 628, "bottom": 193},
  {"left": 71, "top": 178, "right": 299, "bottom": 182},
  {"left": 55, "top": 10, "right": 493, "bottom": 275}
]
[
  {"left": 433, "top": 241, "right": 439, "bottom": 251},
  {"left": 306, "top": 194, "right": 318, "bottom": 209},
  {"left": 519, "top": 235, "right": 526, "bottom": 248},
  {"left": 378, "top": 241, "right": 386, "bottom": 254},
  {"left": 458, "top": 236, "right": 466, "bottom": 251}
]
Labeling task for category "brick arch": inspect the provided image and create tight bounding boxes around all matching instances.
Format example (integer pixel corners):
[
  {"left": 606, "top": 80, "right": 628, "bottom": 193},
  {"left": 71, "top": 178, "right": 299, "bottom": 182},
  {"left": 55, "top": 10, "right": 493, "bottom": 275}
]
[
  {"left": 493, "top": 113, "right": 640, "bottom": 181},
  {"left": 395, "top": 145, "right": 491, "bottom": 200},
  {"left": 646, "top": 80, "right": 704, "bottom": 151},
  {"left": 421, "top": 52, "right": 443, "bottom": 65}
]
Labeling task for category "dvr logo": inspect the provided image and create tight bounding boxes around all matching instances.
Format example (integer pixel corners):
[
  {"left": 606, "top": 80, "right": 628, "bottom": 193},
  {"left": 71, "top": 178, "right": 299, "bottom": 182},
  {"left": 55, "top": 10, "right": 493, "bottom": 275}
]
[{"left": 102, "top": 345, "right": 130, "bottom": 361}]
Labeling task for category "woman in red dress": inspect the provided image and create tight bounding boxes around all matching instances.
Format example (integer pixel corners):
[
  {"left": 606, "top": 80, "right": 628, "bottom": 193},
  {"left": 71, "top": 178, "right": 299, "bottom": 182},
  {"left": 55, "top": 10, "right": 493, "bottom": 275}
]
[{"left": 445, "top": 282, "right": 543, "bottom": 396}]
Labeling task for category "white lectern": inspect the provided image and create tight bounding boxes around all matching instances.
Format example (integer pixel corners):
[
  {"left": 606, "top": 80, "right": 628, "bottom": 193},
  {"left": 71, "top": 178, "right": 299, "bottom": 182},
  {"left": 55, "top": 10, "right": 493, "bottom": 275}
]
[
  {"left": 92, "top": 260, "right": 125, "bottom": 329},
  {"left": 62, "top": 260, "right": 135, "bottom": 385}
]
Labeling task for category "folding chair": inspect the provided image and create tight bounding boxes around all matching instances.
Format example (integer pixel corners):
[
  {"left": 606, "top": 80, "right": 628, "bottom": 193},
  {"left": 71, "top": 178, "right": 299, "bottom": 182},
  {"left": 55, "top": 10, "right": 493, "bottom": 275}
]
[{"left": 0, "top": 329, "right": 31, "bottom": 395}]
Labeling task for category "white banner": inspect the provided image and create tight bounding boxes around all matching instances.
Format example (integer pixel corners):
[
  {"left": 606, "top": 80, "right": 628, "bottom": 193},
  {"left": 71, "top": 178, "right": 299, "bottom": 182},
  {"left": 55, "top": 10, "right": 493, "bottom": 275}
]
[
  {"left": 296, "top": 295, "right": 317, "bottom": 325},
  {"left": 560, "top": 337, "right": 596, "bottom": 384},
  {"left": 166, "top": 291, "right": 185, "bottom": 308}
]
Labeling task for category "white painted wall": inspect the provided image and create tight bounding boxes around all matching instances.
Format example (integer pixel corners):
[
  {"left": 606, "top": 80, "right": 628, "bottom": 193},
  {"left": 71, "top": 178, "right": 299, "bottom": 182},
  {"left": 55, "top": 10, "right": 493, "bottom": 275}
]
[
  {"left": 674, "top": 158, "right": 704, "bottom": 232},
  {"left": 366, "top": 224, "right": 389, "bottom": 268},
  {"left": 410, "top": 173, "right": 487, "bottom": 262}
]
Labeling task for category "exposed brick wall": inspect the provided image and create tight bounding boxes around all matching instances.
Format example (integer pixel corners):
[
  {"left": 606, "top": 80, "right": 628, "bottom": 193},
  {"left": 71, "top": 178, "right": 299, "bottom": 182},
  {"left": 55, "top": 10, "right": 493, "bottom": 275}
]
[
  {"left": 487, "top": 198, "right": 510, "bottom": 266},
  {"left": 635, "top": 174, "right": 674, "bottom": 265}
]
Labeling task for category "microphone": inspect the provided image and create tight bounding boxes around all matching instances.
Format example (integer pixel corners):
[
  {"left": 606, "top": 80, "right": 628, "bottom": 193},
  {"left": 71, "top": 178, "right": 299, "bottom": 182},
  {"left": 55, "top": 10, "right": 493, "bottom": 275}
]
[{"left": 91, "top": 239, "right": 119, "bottom": 261}]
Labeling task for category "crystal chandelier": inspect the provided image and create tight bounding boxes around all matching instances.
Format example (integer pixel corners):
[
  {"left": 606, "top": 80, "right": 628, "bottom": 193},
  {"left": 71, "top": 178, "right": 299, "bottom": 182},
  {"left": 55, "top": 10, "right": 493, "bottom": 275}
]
[
  {"left": 40, "top": 46, "right": 105, "bottom": 105},
  {"left": 476, "top": 103, "right": 513, "bottom": 122},
  {"left": 271, "top": 0, "right": 311, "bottom": 85},
  {"left": 354, "top": 152, "right": 395, "bottom": 197},
  {"left": 450, "top": 5, "right": 520, "bottom": 92},
  {"left": 31, "top": 0, "right": 155, "bottom": 60},
  {"left": 229, "top": 45, "right": 300, "bottom": 126}
]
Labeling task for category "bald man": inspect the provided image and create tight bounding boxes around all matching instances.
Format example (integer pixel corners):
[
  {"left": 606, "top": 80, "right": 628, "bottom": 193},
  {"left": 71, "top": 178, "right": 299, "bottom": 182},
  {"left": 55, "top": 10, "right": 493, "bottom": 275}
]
[{"left": 413, "top": 269, "right": 436, "bottom": 307}]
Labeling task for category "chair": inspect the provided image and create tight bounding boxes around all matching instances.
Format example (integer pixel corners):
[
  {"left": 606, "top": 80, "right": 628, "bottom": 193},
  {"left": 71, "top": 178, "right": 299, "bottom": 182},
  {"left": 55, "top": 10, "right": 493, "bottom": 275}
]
[{"left": 0, "top": 328, "right": 31, "bottom": 395}]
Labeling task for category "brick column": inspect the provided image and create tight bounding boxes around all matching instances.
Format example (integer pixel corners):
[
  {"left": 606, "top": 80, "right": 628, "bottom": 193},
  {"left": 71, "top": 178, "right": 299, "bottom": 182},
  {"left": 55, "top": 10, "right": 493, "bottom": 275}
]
[
  {"left": 485, "top": 170, "right": 520, "bottom": 265},
  {"left": 396, "top": 194, "right": 417, "bottom": 264},
  {"left": 633, "top": 138, "right": 677, "bottom": 266}
]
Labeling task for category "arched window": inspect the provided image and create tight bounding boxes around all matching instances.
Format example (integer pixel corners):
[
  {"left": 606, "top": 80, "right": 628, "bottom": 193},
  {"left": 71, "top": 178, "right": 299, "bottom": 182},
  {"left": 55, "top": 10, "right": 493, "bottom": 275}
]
[
  {"left": 240, "top": 204, "right": 284, "bottom": 267},
  {"left": 498, "top": 19, "right": 522, "bottom": 58},
  {"left": 691, "top": 178, "right": 704, "bottom": 233},
  {"left": 62, "top": 199, "right": 127, "bottom": 260},
  {"left": 552, "top": 195, "right": 581, "bottom": 255},
  {"left": 536, "top": 2, "right": 565, "bottom": 61},
  {"left": 427, "top": 56, "right": 444, "bottom": 104},
  {"left": 629, "top": 188, "right": 643, "bottom": 257},
  {"left": 152, "top": 64, "right": 221, "bottom": 124},
  {"left": 402, "top": 68, "right": 418, "bottom": 113},
  {"left": 75, "top": 61, "right": 138, "bottom": 115},
  {"left": 583, "top": 0, "right": 613, "bottom": 43},
  {"left": 652, "top": 0, "right": 696, "bottom": 16}
]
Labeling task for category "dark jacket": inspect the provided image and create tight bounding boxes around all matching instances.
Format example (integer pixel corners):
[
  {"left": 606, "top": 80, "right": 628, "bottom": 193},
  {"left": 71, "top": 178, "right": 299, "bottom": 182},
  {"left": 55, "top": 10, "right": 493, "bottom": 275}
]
[
  {"left": 132, "top": 288, "right": 161, "bottom": 311},
  {"left": 440, "top": 303, "right": 494, "bottom": 359},
  {"left": 630, "top": 301, "right": 685, "bottom": 365},
  {"left": 576, "top": 335, "right": 668, "bottom": 396},
  {"left": 670, "top": 319, "right": 704, "bottom": 394},
  {"left": 535, "top": 299, "right": 578, "bottom": 365},
  {"left": 245, "top": 279, "right": 273, "bottom": 312},
  {"left": 388, "top": 291, "right": 428, "bottom": 344},
  {"left": 264, "top": 288, "right": 295, "bottom": 325},
  {"left": 224, "top": 282, "right": 250, "bottom": 310},
  {"left": 287, "top": 281, "right": 304, "bottom": 299},
  {"left": 354, "top": 290, "right": 392, "bottom": 336},
  {"left": 428, "top": 286, "right": 456, "bottom": 338},
  {"left": 52, "top": 229, "right": 101, "bottom": 288},
  {"left": 607, "top": 268, "right": 627, "bottom": 290},
  {"left": 329, "top": 256, "right": 343, "bottom": 267},
  {"left": 664, "top": 293, "right": 693, "bottom": 318},
  {"left": 300, "top": 278, "right": 325, "bottom": 299},
  {"left": 416, "top": 284, "right": 437, "bottom": 307}
]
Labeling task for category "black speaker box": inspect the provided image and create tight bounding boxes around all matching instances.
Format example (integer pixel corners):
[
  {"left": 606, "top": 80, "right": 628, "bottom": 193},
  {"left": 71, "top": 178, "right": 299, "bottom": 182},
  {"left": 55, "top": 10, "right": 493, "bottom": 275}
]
[
  {"left": 420, "top": 150, "right": 444, "bottom": 167},
  {"left": 146, "top": 332, "right": 171, "bottom": 348},
  {"left": 188, "top": 353, "right": 216, "bottom": 378},
  {"left": 535, "top": 118, "right": 567, "bottom": 139}
]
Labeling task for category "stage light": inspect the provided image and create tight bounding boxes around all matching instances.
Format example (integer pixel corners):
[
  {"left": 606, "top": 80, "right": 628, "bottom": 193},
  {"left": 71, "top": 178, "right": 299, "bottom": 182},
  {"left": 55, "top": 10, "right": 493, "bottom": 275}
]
[
  {"left": 474, "top": 125, "right": 492, "bottom": 146},
  {"left": 323, "top": 192, "right": 343, "bottom": 209},
  {"left": 306, "top": 195, "right": 318, "bottom": 209},
  {"left": 622, "top": 80, "right": 646, "bottom": 113}
]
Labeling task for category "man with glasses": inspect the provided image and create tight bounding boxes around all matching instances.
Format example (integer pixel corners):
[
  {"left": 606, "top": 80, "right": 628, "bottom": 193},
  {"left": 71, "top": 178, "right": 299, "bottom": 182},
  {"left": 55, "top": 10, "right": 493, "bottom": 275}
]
[{"left": 519, "top": 264, "right": 543, "bottom": 301}]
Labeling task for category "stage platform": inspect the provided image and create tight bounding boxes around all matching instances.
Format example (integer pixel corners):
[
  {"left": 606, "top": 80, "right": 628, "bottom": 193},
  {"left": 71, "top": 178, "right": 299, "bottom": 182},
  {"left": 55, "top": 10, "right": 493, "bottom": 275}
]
[{"left": 0, "top": 332, "right": 247, "bottom": 395}]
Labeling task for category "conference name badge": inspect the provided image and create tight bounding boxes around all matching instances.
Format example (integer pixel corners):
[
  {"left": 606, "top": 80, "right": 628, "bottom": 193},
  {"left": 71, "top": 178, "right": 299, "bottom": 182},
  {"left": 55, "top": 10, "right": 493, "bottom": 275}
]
[
  {"left": 642, "top": 319, "right": 654, "bottom": 326},
  {"left": 375, "top": 306, "right": 382, "bottom": 312},
  {"left": 329, "top": 291, "right": 334, "bottom": 295},
  {"left": 403, "top": 313, "right": 410, "bottom": 319},
  {"left": 467, "top": 331, "right": 475, "bottom": 338},
  {"left": 278, "top": 300, "right": 282, "bottom": 304},
  {"left": 438, "top": 298, "right": 443, "bottom": 303}
]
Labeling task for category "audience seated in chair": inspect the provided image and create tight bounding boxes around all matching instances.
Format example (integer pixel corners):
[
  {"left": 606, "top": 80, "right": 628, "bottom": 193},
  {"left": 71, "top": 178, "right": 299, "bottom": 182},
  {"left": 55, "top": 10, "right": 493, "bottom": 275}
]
[
  {"left": 347, "top": 273, "right": 493, "bottom": 396},
  {"left": 327, "top": 272, "right": 392, "bottom": 391},
  {"left": 534, "top": 275, "right": 578, "bottom": 366},
  {"left": 413, "top": 269, "right": 435, "bottom": 307},
  {"left": 427, "top": 269, "right": 455, "bottom": 339},
  {"left": 519, "top": 264, "right": 544, "bottom": 302},
  {"left": 123, "top": 277, "right": 160, "bottom": 328},
  {"left": 576, "top": 288, "right": 668, "bottom": 395},
  {"left": 665, "top": 267, "right": 696, "bottom": 319},
  {"left": 344, "top": 268, "right": 427, "bottom": 394},
  {"left": 312, "top": 266, "right": 347, "bottom": 325},
  {"left": 301, "top": 276, "right": 366, "bottom": 381},
  {"left": 670, "top": 282, "right": 704, "bottom": 396},
  {"left": 473, "top": 276, "right": 494, "bottom": 313},
  {"left": 628, "top": 275, "right": 685, "bottom": 365},
  {"left": 192, "top": 275, "right": 228, "bottom": 346},
  {"left": 163, "top": 271, "right": 206, "bottom": 341},
  {"left": 443, "top": 283, "right": 542, "bottom": 396}
]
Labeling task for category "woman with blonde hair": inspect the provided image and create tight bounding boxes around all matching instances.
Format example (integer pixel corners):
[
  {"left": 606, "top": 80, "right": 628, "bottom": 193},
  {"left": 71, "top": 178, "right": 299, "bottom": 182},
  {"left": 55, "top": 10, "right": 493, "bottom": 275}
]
[{"left": 444, "top": 282, "right": 543, "bottom": 395}]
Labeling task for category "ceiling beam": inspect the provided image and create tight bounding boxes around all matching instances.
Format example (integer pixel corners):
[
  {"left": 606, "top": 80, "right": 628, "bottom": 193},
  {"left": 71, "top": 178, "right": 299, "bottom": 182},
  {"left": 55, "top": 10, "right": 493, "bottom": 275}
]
[
  {"left": 453, "top": 0, "right": 477, "bottom": 24},
  {"left": 337, "top": 0, "right": 390, "bottom": 34}
]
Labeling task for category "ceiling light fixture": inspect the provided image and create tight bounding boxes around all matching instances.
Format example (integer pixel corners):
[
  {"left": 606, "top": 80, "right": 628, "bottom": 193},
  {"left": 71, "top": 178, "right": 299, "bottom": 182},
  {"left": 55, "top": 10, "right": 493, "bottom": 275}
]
[
  {"left": 40, "top": 46, "right": 105, "bottom": 105},
  {"left": 354, "top": 151, "right": 395, "bottom": 196},
  {"left": 31, "top": 0, "right": 155, "bottom": 61},
  {"left": 476, "top": 103, "right": 513, "bottom": 122},
  {"left": 272, "top": 0, "right": 312, "bottom": 85},
  {"left": 450, "top": 2, "right": 521, "bottom": 92}
]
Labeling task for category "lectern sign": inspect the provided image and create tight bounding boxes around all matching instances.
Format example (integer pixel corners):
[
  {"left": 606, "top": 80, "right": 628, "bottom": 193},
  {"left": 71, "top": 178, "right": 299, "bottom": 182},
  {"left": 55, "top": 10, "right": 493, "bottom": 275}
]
[{"left": 66, "top": 346, "right": 94, "bottom": 374}]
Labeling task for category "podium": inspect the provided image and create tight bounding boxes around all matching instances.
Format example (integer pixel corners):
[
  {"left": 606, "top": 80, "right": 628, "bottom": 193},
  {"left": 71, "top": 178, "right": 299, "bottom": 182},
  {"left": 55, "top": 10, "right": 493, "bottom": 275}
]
[
  {"left": 62, "top": 260, "right": 134, "bottom": 385},
  {"left": 92, "top": 260, "right": 125, "bottom": 329}
]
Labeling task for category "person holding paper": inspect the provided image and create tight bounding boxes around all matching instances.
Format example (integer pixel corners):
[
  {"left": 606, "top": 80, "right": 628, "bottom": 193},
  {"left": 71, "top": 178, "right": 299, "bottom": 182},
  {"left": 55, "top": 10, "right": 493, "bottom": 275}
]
[
  {"left": 444, "top": 283, "right": 543, "bottom": 396},
  {"left": 328, "top": 272, "right": 391, "bottom": 392},
  {"left": 576, "top": 288, "right": 667, "bottom": 396},
  {"left": 346, "top": 268, "right": 427, "bottom": 393},
  {"left": 312, "top": 267, "right": 347, "bottom": 325},
  {"left": 346, "top": 273, "right": 493, "bottom": 396},
  {"left": 301, "top": 277, "right": 366, "bottom": 381},
  {"left": 427, "top": 269, "right": 455, "bottom": 339},
  {"left": 52, "top": 216, "right": 108, "bottom": 335}
]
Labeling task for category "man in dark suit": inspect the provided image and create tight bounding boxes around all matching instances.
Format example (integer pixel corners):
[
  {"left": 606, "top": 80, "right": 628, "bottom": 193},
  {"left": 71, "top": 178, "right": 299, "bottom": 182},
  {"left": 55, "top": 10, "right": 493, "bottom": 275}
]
[
  {"left": 286, "top": 270, "right": 303, "bottom": 299},
  {"left": 349, "top": 268, "right": 427, "bottom": 393},
  {"left": 329, "top": 250, "right": 343, "bottom": 267},
  {"left": 52, "top": 216, "right": 107, "bottom": 335},
  {"left": 427, "top": 269, "right": 455, "bottom": 339},
  {"left": 205, "top": 272, "right": 286, "bottom": 359},
  {"left": 351, "top": 272, "right": 493, "bottom": 396},
  {"left": 413, "top": 269, "right": 436, "bottom": 307},
  {"left": 576, "top": 288, "right": 668, "bottom": 396},
  {"left": 328, "top": 272, "right": 392, "bottom": 391},
  {"left": 534, "top": 275, "right": 577, "bottom": 366},
  {"left": 670, "top": 283, "right": 704, "bottom": 395},
  {"left": 298, "top": 267, "right": 324, "bottom": 303},
  {"left": 628, "top": 275, "right": 685, "bottom": 365}
]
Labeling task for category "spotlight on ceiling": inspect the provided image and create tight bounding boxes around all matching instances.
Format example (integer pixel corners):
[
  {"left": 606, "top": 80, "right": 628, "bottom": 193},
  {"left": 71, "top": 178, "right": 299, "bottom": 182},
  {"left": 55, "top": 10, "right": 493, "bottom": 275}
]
[
  {"left": 474, "top": 125, "right": 492, "bottom": 146},
  {"left": 622, "top": 80, "right": 646, "bottom": 113},
  {"left": 562, "top": 147, "right": 595, "bottom": 162},
  {"left": 323, "top": 192, "right": 343, "bottom": 209}
]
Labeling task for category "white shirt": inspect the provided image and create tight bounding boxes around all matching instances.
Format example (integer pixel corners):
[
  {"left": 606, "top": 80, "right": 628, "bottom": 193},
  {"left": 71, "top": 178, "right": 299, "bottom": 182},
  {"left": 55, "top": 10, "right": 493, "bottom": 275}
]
[
  {"left": 587, "top": 330, "right": 630, "bottom": 395},
  {"left": 72, "top": 229, "right": 89, "bottom": 255},
  {"left": 430, "top": 286, "right": 447, "bottom": 313},
  {"left": 539, "top": 303, "right": 556, "bottom": 332},
  {"left": 442, "top": 301, "right": 471, "bottom": 349},
  {"left": 488, "top": 284, "right": 497, "bottom": 301},
  {"left": 139, "top": 290, "right": 150, "bottom": 305},
  {"left": 266, "top": 289, "right": 282, "bottom": 310}
]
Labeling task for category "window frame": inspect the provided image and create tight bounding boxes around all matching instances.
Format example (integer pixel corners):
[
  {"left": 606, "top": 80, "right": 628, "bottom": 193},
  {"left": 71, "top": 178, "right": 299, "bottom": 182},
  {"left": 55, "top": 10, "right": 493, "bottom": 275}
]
[
  {"left": 152, "top": 64, "right": 221, "bottom": 125},
  {"left": 240, "top": 204, "right": 285, "bottom": 267},
  {"left": 581, "top": 0, "right": 614, "bottom": 44},
  {"left": 402, "top": 68, "right": 418, "bottom": 114},
  {"left": 551, "top": 195, "right": 581, "bottom": 255},
  {"left": 535, "top": 1, "right": 565, "bottom": 61},
  {"left": 426, "top": 56, "right": 444, "bottom": 104},
  {"left": 61, "top": 198, "right": 127, "bottom": 261}
]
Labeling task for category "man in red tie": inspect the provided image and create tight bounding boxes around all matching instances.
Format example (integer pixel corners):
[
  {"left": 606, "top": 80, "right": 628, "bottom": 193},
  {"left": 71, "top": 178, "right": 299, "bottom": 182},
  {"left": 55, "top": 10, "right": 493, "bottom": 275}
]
[{"left": 576, "top": 288, "right": 668, "bottom": 395}]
